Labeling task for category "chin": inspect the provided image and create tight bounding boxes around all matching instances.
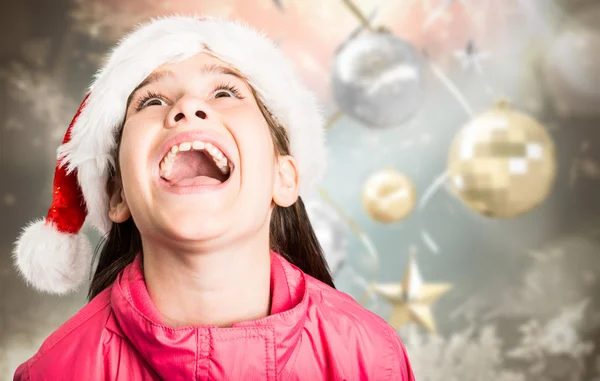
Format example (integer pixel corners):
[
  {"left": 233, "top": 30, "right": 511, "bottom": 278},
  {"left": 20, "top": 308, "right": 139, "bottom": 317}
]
[{"left": 167, "top": 213, "right": 228, "bottom": 240}]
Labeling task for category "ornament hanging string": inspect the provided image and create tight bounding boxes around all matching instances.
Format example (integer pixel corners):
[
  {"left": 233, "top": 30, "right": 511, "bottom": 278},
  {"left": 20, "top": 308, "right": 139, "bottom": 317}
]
[
  {"left": 341, "top": 0, "right": 375, "bottom": 32},
  {"left": 418, "top": 59, "right": 505, "bottom": 213},
  {"left": 336, "top": 6, "right": 380, "bottom": 54},
  {"left": 324, "top": 110, "right": 344, "bottom": 131},
  {"left": 417, "top": 62, "right": 475, "bottom": 211},
  {"left": 415, "top": 60, "right": 480, "bottom": 253}
]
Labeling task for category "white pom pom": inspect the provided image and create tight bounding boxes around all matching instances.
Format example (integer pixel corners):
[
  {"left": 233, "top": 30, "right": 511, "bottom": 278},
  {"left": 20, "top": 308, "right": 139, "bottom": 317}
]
[{"left": 12, "top": 219, "right": 93, "bottom": 295}]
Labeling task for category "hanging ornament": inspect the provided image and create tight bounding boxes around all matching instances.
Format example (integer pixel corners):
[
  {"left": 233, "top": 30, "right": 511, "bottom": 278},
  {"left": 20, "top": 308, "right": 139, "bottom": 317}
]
[
  {"left": 543, "top": 5, "right": 600, "bottom": 117},
  {"left": 453, "top": 40, "right": 490, "bottom": 71},
  {"left": 304, "top": 198, "right": 348, "bottom": 276},
  {"left": 370, "top": 253, "right": 452, "bottom": 333},
  {"left": 362, "top": 169, "right": 417, "bottom": 223},
  {"left": 447, "top": 100, "right": 557, "bottom": 219},
  {"left": 331, "top": 30, "right": 425, "bottom": 127}
]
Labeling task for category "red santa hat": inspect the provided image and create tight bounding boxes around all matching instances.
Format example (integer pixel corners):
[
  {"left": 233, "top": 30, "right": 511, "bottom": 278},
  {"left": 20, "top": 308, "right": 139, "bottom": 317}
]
[{"left": 13, "top": 15, "right": 326, "bottom": 295}]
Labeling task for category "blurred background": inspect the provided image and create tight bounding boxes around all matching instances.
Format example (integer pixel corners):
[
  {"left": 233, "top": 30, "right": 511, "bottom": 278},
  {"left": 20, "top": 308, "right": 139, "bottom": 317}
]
[{"left": 1, "top": 0, "right": 600, "bottom": 379}]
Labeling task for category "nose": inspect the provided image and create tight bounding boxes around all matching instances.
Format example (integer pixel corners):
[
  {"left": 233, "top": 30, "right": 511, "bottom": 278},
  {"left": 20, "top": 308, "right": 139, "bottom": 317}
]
[{"left": 165, "top": 96, "right": 209, "bottom": 128}]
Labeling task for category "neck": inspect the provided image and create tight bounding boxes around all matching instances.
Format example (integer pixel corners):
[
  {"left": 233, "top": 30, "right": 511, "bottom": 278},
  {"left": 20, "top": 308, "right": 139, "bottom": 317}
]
[{"left": 142, "top": 229, "right": 272, "bottom": 328}]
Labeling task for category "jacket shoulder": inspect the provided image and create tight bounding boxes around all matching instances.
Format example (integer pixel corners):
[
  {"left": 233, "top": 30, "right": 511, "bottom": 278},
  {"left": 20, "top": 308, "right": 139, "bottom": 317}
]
[
  {"left": 14, "top": 287, "right": 114, "bottom": 379},
  {"left": 304, "top": 276, "right": 415, "bottom": 380},
  {"left": 306, "top": 276, "right": 392, "bottom": 335}
]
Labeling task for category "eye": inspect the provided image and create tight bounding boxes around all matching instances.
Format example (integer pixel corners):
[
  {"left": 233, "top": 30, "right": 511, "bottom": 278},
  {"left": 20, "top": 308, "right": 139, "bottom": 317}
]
[
  {"left": 142, "top": 98, "right": 167, "bottom": 107},
  {"left": 135, "top": 91, "right": 168, "bottom": 111},
  {"left": 214, "top": 89, "right": 234, "bottom": 99},
  {"left": 212, "top": 82, "right": 244, "bottom": 100}
]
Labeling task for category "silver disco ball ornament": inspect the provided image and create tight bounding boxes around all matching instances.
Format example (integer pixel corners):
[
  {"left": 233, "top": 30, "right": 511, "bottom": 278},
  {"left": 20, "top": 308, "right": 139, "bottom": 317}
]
[
  {"left": 332, "top": 31, "right": 425, "bottom": 127},
  {"left": 304, "top": 198, "right": 348, "bottom": 277}
]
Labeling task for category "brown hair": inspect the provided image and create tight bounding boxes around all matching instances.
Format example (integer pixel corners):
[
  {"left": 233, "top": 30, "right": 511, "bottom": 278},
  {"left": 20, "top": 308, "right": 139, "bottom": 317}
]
[{"left": 87, "top": 86, "right": 334, "bottom": 300}]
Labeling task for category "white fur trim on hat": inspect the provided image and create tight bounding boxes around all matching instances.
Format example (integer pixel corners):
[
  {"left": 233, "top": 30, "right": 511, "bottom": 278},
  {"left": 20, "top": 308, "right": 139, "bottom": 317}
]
[
  {"left": 59, "top": 15, "right": 327, "bottom": 235},
  {"left": 13, "top": 219, "right": 92, "bottom": 295}
]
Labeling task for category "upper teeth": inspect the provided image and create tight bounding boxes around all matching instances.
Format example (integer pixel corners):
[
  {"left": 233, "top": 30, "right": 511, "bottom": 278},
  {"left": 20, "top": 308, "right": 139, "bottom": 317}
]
[{"left": 160, "top": 140, "right": 230, "bottom": 179}]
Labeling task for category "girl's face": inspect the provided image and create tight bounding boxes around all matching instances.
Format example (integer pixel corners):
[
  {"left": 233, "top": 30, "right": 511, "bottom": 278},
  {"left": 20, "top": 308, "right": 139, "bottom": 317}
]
[{"left": 108, "top": 52, "right": 299, "bottom": 248}]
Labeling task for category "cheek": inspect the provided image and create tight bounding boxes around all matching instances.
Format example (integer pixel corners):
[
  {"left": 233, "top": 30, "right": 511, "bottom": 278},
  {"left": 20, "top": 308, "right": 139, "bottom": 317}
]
[
  {"left": 231, "top": 115, "right": 277, "bottom": 187},
  {"left": 118, "top": 122, "right": 154, "bottom": 187}
]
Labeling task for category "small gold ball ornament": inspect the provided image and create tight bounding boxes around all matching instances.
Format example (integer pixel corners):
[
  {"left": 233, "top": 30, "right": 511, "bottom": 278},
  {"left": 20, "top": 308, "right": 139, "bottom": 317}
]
[
  {"left": 362, "top": 169, "right": 416, "bottom": 223},
  {"left": 448, "top": 100, "right": 557, "bottom": 218}
]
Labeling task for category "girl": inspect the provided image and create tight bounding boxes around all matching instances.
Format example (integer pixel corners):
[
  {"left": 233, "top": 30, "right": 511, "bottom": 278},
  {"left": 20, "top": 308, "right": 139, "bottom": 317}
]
[{"left": 13, "top": 16, "right": 415, "bottom": 380}]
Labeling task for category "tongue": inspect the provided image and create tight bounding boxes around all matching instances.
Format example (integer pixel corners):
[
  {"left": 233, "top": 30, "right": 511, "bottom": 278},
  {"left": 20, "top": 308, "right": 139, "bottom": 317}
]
[
  {"left": 172, "top": 176, "right": 222, "bottom": 186},
  {"left": 165, "top": 151, "right": 224, "bottom": 186}
]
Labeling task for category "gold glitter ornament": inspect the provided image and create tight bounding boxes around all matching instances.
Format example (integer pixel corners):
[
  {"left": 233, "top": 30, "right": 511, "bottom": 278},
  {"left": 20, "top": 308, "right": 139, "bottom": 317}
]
[
  {"left": 362, "top": 169, "right": 416, "bottom": 223},
  {"left": 448, "top": 100, "right": 557, "bottom": 218}
]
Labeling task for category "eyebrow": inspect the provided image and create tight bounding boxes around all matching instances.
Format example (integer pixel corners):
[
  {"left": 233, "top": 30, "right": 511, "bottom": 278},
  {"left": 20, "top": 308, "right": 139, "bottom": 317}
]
[{"left": 126, "top": 63, "right": 247, "bottom": 108}]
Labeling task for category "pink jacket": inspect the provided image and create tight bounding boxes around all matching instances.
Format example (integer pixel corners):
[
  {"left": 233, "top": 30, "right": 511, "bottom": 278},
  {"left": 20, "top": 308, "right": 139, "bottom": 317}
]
[{"left": 14, "top": 252, "right": 415, "bottom": 380}]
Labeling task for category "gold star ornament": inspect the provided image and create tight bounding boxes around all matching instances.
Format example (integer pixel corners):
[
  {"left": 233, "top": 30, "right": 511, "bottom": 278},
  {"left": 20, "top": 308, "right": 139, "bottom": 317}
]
[{"left": 371, "top": 254, "right": 452, "bottom": 333}]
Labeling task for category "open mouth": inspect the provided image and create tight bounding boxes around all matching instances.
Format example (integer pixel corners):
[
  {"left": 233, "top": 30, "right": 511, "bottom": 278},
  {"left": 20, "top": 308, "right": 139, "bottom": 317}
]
[{"left": 159, "top": 140, "right": 233, "bottom": 187}]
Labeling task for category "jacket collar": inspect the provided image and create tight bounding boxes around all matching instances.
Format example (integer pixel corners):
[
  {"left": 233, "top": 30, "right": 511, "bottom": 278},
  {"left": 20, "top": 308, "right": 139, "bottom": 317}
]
[{"left": 108, "top": 251, "right": 308, "bottom": 377}]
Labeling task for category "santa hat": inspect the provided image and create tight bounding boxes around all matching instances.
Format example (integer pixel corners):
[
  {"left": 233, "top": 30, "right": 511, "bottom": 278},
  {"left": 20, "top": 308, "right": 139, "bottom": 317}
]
[{"left": 13, "top": 15, "right": 326, "bottom": 295}]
